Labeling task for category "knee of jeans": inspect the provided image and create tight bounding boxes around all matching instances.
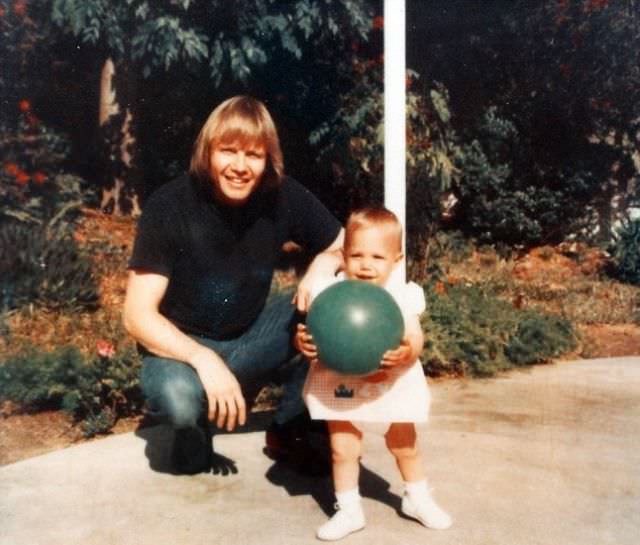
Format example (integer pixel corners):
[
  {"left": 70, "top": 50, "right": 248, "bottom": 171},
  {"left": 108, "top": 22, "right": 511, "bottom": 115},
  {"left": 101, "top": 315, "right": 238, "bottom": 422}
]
[{"left": 161, "top": 379, "right": 203, "bottom": 429}]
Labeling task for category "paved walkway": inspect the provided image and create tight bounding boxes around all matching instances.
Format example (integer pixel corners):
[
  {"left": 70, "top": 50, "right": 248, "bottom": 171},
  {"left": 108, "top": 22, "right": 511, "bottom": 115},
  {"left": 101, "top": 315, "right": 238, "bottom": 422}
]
[{"left": 1, "top": 357, "right": 639, "bottom": 545}]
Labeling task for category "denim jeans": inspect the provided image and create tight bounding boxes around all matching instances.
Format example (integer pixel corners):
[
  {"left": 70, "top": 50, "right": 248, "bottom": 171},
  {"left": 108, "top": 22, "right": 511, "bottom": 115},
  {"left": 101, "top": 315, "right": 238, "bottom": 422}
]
[{"left": 140, "top": 291, "right": 308, "bottom": 431}]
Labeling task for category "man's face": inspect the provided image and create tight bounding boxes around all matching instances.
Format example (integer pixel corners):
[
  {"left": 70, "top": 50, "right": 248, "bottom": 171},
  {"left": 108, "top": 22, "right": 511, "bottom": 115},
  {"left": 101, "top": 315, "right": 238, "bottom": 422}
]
[
  {"left": 343, "top": 226, "right": 402, "bottom": 286},
  {"left": 209, "top": 140, "right": 267, "bottom": 206}
]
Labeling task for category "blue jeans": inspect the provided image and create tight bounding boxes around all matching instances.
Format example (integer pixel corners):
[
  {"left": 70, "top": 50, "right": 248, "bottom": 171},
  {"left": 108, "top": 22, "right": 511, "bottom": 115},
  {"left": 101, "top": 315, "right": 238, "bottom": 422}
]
[{"left": 140, "top": 291, "right": 307, "bottom": 431}]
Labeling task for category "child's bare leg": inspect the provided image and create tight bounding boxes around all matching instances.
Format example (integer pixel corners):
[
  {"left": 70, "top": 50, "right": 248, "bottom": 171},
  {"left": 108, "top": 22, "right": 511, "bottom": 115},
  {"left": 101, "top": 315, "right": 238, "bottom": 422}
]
[
  {"left": 328, "top": 420, "right": 363, "bottom": 491},
  {"left": 386, "top": 423, "right": 452, "bottom": 530},
  {"left": 385, "top": 422, "right": 424, "bottom": 482},
  {"left": 316, "top": 421, "right": 365, "bottom": 541}
]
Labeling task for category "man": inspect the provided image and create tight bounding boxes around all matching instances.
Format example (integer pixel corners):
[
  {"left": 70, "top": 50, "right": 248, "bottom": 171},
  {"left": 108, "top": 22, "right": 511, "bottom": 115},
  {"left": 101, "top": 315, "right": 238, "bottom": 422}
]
[{"left": 124, "top": 96, "right": 343, "bottom": 474}]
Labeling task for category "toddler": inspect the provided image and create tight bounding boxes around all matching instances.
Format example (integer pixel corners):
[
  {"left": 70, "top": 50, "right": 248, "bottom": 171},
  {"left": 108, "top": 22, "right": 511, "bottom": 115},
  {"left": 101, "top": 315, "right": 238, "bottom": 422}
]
[{"left": 296, "top": 206, "right": 452, "bottom": 541}]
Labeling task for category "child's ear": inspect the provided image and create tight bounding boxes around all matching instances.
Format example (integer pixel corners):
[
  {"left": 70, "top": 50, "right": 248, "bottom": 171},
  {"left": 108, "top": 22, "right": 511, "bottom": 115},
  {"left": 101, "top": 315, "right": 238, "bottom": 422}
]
[{"left": 394, "top": 252, "right": 404, "bottom": 265}]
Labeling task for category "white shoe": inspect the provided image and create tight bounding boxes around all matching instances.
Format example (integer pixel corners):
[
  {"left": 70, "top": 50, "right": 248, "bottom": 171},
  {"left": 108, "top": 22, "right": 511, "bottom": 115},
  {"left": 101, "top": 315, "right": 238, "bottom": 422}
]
[
  {"left": 316, "top": 503, "right": 366, "bottom": 541},
  {"left": 401, "top": 490, "right": 452, "bottom": 530}
]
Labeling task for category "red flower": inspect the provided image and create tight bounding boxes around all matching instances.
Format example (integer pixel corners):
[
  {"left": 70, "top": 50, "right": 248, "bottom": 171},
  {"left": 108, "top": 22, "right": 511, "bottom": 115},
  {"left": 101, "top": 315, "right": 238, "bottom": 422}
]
[
  {"left": 372, "top": 16, "right": 384, "bottom": 30},
  {"left": 32, "top": 171, "right": 47, "bottom": 184},
  {"left": 4, "top": 162, "right": 20, "bottom": 176},
  {"left": 18, "top": 99, "right": 31, "bottom": 112},
  {"left": 26, "top": 113, "right": 39, "bottom": 126},
  {"left": 12, "top": 0, "right": 27, "bottom": 17},
  {"left": 434, "top": 281, "right": 447, "bottom": 295},
  {"left": 15, "top": 171, "right": 30, "bottom": 185},
  {"left": 96, "top": 340, "right": 116, "bottom": 358}
]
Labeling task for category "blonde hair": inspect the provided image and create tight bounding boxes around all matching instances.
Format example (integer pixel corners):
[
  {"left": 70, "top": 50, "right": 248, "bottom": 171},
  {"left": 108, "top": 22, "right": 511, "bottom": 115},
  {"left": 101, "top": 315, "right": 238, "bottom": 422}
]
[
  {"left": 345, "top": 206, "right": 403, "bottom": 252},
  {"left": 189, "top": 96, "right": 284, "bottom": 189}
]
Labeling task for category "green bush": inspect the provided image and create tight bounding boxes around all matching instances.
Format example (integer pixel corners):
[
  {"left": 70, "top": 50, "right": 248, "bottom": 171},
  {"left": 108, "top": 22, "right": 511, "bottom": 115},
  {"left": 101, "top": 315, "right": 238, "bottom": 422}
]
[
  {"left": 609, "top": 218, "right": 640, "bottom": 286},
  {"left": 0, "top": 106, "right": 95, "bottom": 230},
  {"left": 505, "top": 315, "right": 577, "bottom": 365},
  {"left": 0, "top": 344, "right": 142, "bottom": 437},
  {"left": 0, "top": 222, "right": 99, "bottom": 312},
  {"left": 422, "top": 282, "right": 577, "bottom": 377}
]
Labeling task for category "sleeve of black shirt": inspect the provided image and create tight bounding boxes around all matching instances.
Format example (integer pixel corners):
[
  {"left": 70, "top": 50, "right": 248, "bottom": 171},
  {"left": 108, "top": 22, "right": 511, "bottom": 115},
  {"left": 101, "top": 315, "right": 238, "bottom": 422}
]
[
  {"left": 128, "top": 190, "right": 178, "bottom": 277},
  {"left": 284, "top": 177, "right": 342, "bottom": 254}
]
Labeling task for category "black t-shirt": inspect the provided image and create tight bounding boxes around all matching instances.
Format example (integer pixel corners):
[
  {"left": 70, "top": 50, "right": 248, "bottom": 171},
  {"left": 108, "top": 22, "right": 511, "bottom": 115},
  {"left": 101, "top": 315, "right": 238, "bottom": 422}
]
[{"left": 129, "top": 174, "right": 341, "bottom": 339}]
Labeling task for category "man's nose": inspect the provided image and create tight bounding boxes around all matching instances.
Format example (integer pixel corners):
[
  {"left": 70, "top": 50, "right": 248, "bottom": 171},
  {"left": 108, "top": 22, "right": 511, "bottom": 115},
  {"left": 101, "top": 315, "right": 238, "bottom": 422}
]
[{"left": 231, "top": 152, "right": 248, "bottom": 171}]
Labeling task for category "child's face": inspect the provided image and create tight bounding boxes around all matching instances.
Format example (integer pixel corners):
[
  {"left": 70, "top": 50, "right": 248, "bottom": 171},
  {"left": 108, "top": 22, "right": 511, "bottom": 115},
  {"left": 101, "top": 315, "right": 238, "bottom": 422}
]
[{"left": 343, "top": 226, "right": 402, "bottom": 286}]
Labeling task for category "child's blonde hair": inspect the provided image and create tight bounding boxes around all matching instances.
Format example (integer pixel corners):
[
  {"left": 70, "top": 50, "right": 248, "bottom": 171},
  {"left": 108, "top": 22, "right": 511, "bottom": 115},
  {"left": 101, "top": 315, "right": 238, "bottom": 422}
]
[
  {"left": 345, "top": 206, "right": 403, "bottom": 252},
  {"left": 189, "top": 95, "right": 284, "bottom": 189}
]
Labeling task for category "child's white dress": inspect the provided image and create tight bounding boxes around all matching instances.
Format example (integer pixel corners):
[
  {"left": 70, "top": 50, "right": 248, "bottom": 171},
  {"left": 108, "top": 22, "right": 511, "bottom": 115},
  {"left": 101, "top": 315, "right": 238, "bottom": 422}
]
[{"left": 303, "top": 275, "right": 430, "bottom": 427}]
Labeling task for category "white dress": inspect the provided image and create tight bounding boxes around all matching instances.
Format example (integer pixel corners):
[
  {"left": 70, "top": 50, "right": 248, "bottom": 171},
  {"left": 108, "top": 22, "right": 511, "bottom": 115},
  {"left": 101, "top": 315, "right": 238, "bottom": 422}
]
[{"left": 303, "top": 275, "right": 431, "bottom": 426}]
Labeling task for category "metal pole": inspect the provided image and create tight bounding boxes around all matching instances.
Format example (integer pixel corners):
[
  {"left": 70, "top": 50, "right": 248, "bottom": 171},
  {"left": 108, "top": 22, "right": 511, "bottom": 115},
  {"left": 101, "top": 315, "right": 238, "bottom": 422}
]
[{"left": 384, "top": 0, "right": 406, "bottom": 278}]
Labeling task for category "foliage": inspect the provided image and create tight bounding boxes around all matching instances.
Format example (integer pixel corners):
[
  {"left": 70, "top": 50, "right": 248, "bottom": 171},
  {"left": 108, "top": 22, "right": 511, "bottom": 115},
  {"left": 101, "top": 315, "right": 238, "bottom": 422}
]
[
  {"left": 408, "top": 0, "right": 640, "bottom": 245},
  {"left": 309, "top": 60, "right": 462, "bottom": 267},
  {"left": 505, "top": 314, "right": 577, "bottom": 365},
  {"left": 422, "top": 282, "right": 577, "bottom": 377},
  {"left": 0, "top": 343, "right": 142, "bottom": 437},
  {"left": 0, "top": 99, "right": 96, "bottom": 229},
  {"left": 28, "top": 0, "right": 378, "bottom": 213},
  {"left": 48, "top": 0, "right": 372, "bottom": 81},
  {"left": 0, "top": 222, "right": 99, "bottom": 312},
  {"left": 609, "top": 218, "right": 640, "bottom": 286},
  {"left": 453, "top": 106, "right": 600, "bottom": 246}
]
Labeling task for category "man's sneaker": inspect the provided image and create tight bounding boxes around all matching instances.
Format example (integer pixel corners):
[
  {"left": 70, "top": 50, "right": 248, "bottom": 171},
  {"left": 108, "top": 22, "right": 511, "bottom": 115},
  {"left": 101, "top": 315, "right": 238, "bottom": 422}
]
[
  {"left": 171, "top": 423, "right": 212, "bottom": 475},
  {"left": 316, "top": 503, "right": 366, "bottom": 541},
  {"left": 401, "top": 490, "right": 452, "bottom": 530},
  {"left": 264, "top": 415, "right": 330, "bottom": 476}
]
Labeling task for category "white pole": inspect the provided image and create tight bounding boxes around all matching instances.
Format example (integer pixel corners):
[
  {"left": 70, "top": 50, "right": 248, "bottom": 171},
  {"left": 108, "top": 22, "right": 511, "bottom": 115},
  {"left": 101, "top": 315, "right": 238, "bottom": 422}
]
[{"left": 384, "top": 0, "right": 406, "bottom": 278}]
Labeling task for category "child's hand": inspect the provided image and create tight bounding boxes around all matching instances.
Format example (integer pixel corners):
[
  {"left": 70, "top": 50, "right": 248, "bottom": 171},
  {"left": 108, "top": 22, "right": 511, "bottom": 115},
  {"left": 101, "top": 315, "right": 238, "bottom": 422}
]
[
  {"left": 294, "top": 323, "right": 318, "bottom": 361},
  {"left": 381, "top": 338, "right": 413, "bottom": 368}
]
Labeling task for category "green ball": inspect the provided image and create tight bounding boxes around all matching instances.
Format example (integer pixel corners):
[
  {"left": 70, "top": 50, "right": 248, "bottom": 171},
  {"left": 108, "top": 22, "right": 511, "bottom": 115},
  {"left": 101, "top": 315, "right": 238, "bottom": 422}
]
[{"left": 307, "top": 280, "right": 405, "bottom": 375}]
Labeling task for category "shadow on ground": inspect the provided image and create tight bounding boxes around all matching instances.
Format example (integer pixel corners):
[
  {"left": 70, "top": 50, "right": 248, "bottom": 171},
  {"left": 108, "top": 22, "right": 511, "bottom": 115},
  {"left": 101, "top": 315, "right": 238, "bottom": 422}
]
[{"left": 135, "top": 409, "right": 402, "bottom": 517}]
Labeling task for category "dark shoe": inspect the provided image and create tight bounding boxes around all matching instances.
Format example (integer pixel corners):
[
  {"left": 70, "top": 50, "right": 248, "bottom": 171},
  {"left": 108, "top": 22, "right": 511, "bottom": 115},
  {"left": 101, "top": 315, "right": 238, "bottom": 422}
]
[
  {"left": 264, "top": 414, "right": 330, "bottom": 476},
  {"left": 171, "top": 422, "right": 213, "bottom": 475}
]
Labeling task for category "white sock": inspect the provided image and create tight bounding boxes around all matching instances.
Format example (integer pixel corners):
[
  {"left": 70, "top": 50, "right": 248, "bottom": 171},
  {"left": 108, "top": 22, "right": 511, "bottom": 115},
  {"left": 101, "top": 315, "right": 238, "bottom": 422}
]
[
  {"left": 404, "top": 479, "right": 430, "bottom": 501},
  {"left": 335, "top": 488, "right": 361, "bottom": 508}
]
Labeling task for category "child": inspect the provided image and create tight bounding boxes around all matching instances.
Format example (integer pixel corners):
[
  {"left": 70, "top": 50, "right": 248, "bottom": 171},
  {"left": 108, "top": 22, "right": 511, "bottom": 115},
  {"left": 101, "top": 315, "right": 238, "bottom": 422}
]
[{"left": 296, "top": 207, "right": 452, "bottom": 541}]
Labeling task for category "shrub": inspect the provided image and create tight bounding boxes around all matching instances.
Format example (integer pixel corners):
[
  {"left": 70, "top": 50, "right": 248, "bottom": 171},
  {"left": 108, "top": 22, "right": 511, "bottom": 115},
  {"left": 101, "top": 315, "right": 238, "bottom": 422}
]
[
  {"left": 422, "top": 282, "right": 577, "bottom": 377},
  {"left": 609, "top": 218, "right": 640, "bottom": 286},
  {"left": 0, "top": 343, "right": 143, "bottom": 437},
  {"left": 505, "top": 314, "right": 577, "bottom": 365},
  {"left": 0, "top": 222, "right": 99, "bottom": 312},
  {"left": 0, "top": 100, "right": 95, "bottom": 231}
]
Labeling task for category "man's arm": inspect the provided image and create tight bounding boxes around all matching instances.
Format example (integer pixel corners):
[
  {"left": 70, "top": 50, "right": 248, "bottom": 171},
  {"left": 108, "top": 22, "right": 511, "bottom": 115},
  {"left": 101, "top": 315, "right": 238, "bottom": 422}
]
[
  {"left": 294, "top": 229, "right": 345, "bottom": 312},
  {"left": 123, "top": 270, "right": 246, "bottom": 431}
]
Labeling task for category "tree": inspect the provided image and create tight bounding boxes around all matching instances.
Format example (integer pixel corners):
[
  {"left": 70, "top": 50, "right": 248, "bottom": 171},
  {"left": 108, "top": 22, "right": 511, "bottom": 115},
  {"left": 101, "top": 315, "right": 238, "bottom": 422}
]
[
  {"left": 36, "top": 0, "right": 374, "bottom": 214},
  {"left": 407, "top": 0, "right": 640, "bottom": 245}
]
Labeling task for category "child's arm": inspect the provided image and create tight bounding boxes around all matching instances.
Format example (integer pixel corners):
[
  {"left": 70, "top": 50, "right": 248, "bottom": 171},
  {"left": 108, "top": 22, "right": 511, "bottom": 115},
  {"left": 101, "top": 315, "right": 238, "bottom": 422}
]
[{"left": 381, "top": 313, "right": 424, "bottom": 368}]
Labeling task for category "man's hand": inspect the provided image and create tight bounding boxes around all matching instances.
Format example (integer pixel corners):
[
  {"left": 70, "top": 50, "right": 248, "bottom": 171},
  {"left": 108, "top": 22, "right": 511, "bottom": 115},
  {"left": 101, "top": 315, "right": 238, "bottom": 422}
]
[
  {"left": 293, "top": 231, "right": 344, "bottom": 312},
  {"left": 294, "top": 323, "right": 318, "bottom": 362},
  {"left": 381, "top": 338, "right": 414, "bottom": 368},
  {"left": 190, "top": 348, "right": 246, "bottom": 431}
]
